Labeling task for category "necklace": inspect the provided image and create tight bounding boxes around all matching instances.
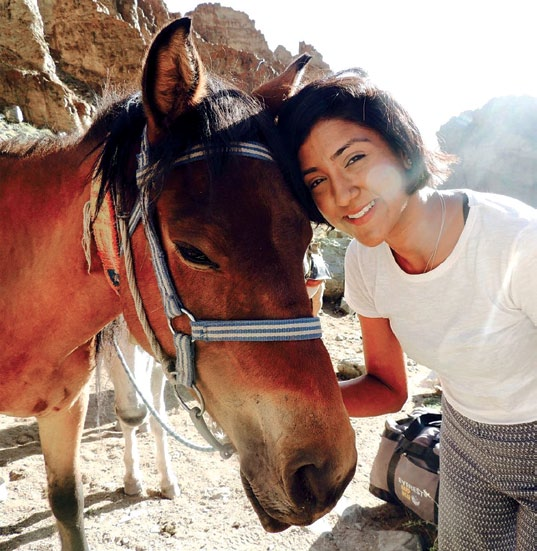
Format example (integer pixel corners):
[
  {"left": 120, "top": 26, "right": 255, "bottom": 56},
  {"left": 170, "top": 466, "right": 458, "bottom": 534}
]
[{"left": 423, "top": 192, "right": 446, "bottom": 273}]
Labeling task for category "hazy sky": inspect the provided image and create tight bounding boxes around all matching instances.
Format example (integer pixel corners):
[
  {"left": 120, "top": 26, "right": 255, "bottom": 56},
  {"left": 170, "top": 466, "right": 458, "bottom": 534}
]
[{"left": 165, "top": 1, "right": 537, "bottom": 147}]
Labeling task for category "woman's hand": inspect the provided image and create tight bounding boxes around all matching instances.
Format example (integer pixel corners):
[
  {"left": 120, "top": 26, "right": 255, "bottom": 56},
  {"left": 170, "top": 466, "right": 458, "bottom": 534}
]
[{"left": 339, "top": 315, "right": 407, "bottom": 417}]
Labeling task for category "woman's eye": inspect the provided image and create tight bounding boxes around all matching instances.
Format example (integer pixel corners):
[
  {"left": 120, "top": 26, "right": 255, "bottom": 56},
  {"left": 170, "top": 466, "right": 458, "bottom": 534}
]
[
  {"left": 175, "top": 243, "right": 219, "bottom": 270},
  {"left": 307, "top": 177, "right": 325, "bottom": 191},
  {"left": 346, "top": 153, "right": 365, "bottom": 167}
]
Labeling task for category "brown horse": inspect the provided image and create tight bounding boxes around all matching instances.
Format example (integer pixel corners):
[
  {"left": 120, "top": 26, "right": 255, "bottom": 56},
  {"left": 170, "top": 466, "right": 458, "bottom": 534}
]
[{"left": 0, "top": 18, "right": 357, "bottom": 551}]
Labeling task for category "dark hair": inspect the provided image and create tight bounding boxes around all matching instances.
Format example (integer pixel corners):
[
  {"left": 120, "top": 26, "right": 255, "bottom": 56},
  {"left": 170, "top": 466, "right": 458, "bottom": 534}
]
[{"left": 277, "top": 69, "right": 453, "bottom": 223}]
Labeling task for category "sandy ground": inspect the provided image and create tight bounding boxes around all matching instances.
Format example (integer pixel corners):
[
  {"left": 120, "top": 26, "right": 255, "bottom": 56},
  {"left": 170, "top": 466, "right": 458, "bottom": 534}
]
[{"left": 0, "top": 306, "right": 439, "bottom": 551}]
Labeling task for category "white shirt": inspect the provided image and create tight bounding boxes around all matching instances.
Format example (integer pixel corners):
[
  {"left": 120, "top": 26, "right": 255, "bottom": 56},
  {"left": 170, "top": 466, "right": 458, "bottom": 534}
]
[{"left": 344, "top": 190, "right": 537, "bottom": 424}]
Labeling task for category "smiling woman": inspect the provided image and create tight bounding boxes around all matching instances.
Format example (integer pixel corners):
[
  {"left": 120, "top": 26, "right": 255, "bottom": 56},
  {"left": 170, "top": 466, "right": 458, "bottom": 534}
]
[
  {"left": 278, "top": 70, "right": 450, "bottom": 230},
  {"left": 277, "top": 69, "right": 537, "bottom": 551}
]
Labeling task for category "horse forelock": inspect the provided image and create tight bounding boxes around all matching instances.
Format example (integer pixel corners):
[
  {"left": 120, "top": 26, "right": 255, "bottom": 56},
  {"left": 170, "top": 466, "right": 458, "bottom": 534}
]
[
  {"left": 87, "top": 92, "right": 146, "bottom": 216},
  {"left": 149, "top": 80, "right": 286, "bottom": 179}
]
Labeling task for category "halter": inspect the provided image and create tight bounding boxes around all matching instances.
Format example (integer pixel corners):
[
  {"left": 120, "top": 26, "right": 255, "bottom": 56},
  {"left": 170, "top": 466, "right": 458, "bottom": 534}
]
[{"left": 119, "top": 129, "right": 323, "bottom": 457}]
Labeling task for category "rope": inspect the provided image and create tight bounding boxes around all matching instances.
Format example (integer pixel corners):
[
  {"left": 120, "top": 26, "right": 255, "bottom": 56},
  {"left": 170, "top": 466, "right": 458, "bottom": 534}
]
[
  {"left": 118, "top": 217, "right": 234, "bottom": 458},
  {"left": 111, "top": 334, "right": 215, "bottom": 453},
  {"left": 82, "top": 200, "right": 92, "bottom": 273},
  {"left": 118, "top": 217, "right": 168, "bottom": 365}
]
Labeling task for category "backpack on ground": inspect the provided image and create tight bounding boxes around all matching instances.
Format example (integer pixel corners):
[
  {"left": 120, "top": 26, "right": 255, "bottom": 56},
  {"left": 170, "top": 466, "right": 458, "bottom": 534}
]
[{"left": 369, "top": 410, "right": 441, "bottom": 524}]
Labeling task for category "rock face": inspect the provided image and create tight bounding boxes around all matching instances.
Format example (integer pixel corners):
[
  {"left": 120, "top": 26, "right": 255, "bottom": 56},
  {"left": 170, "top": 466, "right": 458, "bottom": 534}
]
[
  {"left": 187, "top": 3, "right": 273, "bottom": 61},
  {"left": 438, "top": 96, "right": 537, "bottom": 207},
  {"left": 0, "top": 0, "right": 169, "bottom": 132},
  {"left": 39, "top": 0, "right": 168, "bottom": 91},
  {"left": 185, "top": 3, "right": 329, "bottom": 90},
  {"left": 0, "top": 0, "right": 329, "bottom": 132}
]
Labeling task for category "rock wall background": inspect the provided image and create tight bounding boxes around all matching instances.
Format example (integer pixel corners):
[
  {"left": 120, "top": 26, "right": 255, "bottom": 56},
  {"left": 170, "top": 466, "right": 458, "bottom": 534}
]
[
  {"left": 439, "top": 95, "right": 537, "bottom": 208},
  {"left": 0, "top": 0, "right": 328, "bottom": 132},
  {"left": 2, "top": 1, "right": 536, "bottom": 208}
]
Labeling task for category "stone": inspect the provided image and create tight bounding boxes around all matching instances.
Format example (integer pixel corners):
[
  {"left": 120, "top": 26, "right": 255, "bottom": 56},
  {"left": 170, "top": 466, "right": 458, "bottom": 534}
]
[
  {"left": 315, "top": 233, "right": 352, "bottom": 301},
  {"left": 0, "top": 0, "right": 330, "bottom": 133},
  {"left": 0, "top": 476, "right": 7, "bottom": 502},
  {"left": 4, "top": 105, "right": 23, "bottom": 123},
  {"left": 337, "top": 358, "right": 366, "bottom": 379},
  {"left": 376, "top": 529, "right": 423, "bottom": 550}
]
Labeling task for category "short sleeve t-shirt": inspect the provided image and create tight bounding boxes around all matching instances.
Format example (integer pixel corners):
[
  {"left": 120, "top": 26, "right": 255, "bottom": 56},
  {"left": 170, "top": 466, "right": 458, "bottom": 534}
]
[{"left": 344, "top": 190, "right": 537, "bottom": 424}]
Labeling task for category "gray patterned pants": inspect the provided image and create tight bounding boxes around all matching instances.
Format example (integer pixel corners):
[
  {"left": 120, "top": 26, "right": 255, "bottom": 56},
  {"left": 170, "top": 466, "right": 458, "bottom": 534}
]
[{"left": 439, "top": 399, "right": 536, "bottom": 550}]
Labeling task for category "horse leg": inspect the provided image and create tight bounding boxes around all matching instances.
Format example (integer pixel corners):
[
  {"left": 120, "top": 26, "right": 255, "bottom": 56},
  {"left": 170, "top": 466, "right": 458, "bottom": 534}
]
[
  {"left": 119, "top": 420, "right": 144, "bottom": 495},
  {"left": 37, "top": 387, "right": 89, "bottom": 551},
  {"left": 307, "top": 280, "right": 325, "bottom": 317},
  {"left": 148, "top": 360, "right": 180, "bottom": 499},
  {"left": 105, "top": 330, "right": 147, "bottom": 496}
]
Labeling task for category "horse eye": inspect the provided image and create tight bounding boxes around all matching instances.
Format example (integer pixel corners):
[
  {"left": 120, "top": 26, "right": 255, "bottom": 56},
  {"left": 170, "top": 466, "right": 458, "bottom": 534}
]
[{"left": 175, "top": 243, "right": 219, "bottom": 270}]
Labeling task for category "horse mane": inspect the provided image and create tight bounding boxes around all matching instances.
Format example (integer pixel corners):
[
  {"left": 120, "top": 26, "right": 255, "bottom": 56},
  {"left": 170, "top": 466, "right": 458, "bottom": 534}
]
[
  {"left": 0, "top": 86, "right": 135, "bottom": 159},
  {"left": 0, "top": 126, "right": 76, "bottom": 158},
  {"left": 90, "top": 75, "right": 290, "bottom": 217}
]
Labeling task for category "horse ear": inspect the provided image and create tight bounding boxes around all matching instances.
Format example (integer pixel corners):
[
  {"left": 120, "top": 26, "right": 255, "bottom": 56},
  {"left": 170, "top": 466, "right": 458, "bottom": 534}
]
[
  {"left": 142, "top": 17, "right": 207, "bottom": 141},
  {"left": 252, "top": 53, "right": 312, "bottom": 116}
]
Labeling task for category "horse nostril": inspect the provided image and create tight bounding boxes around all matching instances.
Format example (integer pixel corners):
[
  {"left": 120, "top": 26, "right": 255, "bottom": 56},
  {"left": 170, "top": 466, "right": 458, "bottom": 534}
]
[
  {"left": 289, "top": 462, "right": 339, "bottom": 515},
  {"left": 287, "top": 455, "right": 356, "bottom": 523}
]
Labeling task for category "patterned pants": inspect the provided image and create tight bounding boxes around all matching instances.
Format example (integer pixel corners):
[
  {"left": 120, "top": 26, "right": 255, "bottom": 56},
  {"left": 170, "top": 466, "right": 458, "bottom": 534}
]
[{"left": 439, "top": 399, "right": 536, "bottom": 550}]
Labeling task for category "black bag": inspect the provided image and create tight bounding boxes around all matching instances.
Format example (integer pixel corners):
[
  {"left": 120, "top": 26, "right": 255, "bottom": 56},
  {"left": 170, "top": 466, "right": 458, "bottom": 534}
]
[{"left": 369, "top": 410, "right": 441, "bottom": 524}]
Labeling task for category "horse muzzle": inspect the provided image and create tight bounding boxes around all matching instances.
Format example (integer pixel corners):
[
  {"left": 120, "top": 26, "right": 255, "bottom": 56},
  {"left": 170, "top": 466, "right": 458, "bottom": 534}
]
[{"left": 239, "top": 449, "right": 357, "bottom": 532}]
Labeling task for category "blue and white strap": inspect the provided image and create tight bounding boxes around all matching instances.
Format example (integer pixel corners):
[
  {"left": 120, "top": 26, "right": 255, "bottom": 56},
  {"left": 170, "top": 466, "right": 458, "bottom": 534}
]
[
  {"left": 191, "top": 317, "right": 322, "bottom": 342},
  {"left": 172, "top": 142, "right": 275, "bottom": 167},
  {"left": 130, "top": 136, "right": 276, "bottom": 235}
]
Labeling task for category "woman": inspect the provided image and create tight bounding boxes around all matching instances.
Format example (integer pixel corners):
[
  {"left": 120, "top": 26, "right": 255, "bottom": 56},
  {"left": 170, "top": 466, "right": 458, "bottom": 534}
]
[{"left": 277, "top": 70, "right": 537, "bottom": 551}]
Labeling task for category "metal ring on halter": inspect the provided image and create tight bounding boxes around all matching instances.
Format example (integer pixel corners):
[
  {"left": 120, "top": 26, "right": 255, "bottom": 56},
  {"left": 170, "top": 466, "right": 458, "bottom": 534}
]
[
  {"left": 174, "top": 382, "right": 234, "bottom": 459},
  {"left": 180, "top": 307, "right": 196, "bottom": 322},
  {"left": 175, "top": 381, "right": 207, "bottom": 417},
  {"left": 167, "top": 308, "right": 196, "bottom": 336}
]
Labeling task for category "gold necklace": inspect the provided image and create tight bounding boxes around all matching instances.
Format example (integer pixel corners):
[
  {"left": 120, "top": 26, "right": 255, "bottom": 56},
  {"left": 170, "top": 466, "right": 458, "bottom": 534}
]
[{"left": 423, "top": 192, "right": 446, "bottom": 273}]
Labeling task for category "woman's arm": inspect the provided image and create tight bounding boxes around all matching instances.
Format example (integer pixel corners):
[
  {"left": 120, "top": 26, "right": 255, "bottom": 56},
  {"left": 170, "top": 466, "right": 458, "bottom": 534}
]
[{"left": 339, "top": 315, "right": 407, "bottom": 417}]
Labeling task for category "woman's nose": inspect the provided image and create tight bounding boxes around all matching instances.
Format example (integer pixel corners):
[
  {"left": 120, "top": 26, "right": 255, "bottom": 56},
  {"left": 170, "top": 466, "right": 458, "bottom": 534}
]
[{"left": 333, "top": 177, "right": 359, "bottom": 207}]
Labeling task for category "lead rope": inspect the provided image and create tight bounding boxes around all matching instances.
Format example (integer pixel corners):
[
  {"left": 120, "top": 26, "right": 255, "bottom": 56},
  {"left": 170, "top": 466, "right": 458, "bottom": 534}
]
[
  {"left": 118, "top": 216, "right": 167, "bottom": 365},
  {"left": 112, "top": 333, "right": 217, "bottom": 453}
]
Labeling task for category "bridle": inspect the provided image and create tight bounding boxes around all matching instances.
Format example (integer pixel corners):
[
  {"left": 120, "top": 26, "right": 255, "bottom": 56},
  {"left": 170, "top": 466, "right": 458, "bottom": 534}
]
[{"left": 109, "top": 129, "right": 323, "bottom": 458}]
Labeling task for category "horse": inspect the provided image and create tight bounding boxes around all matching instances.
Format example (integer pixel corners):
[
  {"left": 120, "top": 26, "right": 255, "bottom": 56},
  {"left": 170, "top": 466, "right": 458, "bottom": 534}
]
[
  {"left": 97, "top": 316, "right": 180, "bottom": 499},
  {"left": 0, "top": 17, "right": 357, "bottom": 551}
]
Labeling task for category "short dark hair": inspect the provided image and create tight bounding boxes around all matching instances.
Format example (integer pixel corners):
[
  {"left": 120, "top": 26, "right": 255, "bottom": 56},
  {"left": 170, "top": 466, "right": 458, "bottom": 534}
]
[{"left": 278, "top": 69, "right": 453, "bottom": 223}]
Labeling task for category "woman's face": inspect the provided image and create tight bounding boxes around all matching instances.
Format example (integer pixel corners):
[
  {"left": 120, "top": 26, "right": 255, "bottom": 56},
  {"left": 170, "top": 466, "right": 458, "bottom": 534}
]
[{"left": 298, "top": 118, "right": 411, "bottom": 246}]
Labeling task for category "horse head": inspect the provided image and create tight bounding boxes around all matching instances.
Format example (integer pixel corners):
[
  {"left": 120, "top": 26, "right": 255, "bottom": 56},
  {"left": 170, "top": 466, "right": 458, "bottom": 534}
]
[{"left": 94, "top": 18, "right": 356, "bottom": 532}]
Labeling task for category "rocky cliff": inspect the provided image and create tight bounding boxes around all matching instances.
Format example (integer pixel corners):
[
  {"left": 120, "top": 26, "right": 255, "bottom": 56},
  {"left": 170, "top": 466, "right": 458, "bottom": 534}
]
[
  {"left": 0, "top": 0, "right": 329, "bottom": 132},
  {"left": 438, "top": 96, "right": 537, "bottom": 207},
  {"left": 186, "top": 3, "right": 329, "bottom": 89},
  {"left": 0, "top": 0, "right": 169, "bottom": 132}
]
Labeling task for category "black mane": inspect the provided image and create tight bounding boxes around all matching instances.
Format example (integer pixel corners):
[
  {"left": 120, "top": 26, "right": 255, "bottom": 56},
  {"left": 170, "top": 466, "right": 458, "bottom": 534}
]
[{"left": 90, "top": 75, "right": 289, "bottom": 217}]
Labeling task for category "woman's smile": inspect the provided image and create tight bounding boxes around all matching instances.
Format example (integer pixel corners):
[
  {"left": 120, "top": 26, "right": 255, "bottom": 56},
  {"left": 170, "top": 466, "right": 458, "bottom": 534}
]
[{"left": 347, "top": 199, "right": 377, "bottom": 221}]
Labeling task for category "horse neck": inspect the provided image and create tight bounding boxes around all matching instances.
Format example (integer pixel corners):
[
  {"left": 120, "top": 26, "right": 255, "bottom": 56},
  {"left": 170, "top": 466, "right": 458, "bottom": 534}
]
[{"left": 0, "top": 141, "right": 122, "bottom": 352}]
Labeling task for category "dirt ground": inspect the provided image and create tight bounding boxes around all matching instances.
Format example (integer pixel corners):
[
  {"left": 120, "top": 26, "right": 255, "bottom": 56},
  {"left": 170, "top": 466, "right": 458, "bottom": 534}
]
[{"left": 0, "top": 305, "right": 439, "bottom": 551}]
